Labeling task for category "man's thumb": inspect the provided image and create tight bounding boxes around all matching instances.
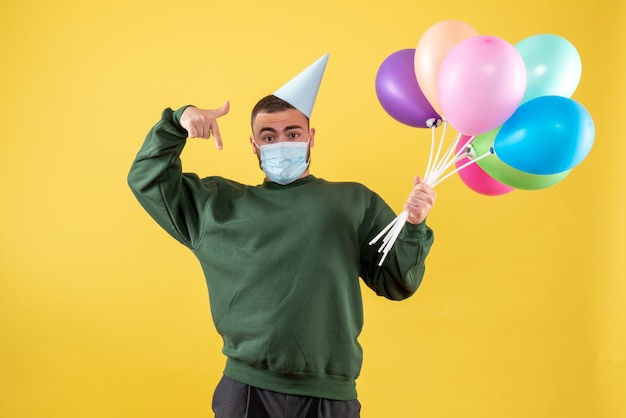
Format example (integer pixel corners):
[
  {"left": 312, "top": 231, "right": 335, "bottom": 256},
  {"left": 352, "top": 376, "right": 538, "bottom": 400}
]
[{"left": 217, "top": 100, "right": 230, "bottom": 117}]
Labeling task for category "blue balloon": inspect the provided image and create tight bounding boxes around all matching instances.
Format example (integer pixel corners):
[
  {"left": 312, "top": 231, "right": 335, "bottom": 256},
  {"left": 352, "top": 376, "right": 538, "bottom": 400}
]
[{"left": 493, "top": 96, "right": 594, "bottom": 175}]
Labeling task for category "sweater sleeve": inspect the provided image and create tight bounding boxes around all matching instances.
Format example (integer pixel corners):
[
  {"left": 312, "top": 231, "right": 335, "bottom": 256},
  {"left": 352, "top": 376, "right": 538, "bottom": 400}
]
[
  {"left": 127, "top": 107, "right": 213, "bottom": 249},
  {"left": 359, "top": 196, "right": 434, "bottom": 301}
]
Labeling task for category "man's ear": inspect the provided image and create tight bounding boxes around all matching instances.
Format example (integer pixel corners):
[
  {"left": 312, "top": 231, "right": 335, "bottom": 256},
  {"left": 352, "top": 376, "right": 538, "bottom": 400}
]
[
  {"left": 250, "top": 136, "right": 257, "bottom": 154},
  {"left": 310, "top": 128, "right": 315, "bottom": 148}
]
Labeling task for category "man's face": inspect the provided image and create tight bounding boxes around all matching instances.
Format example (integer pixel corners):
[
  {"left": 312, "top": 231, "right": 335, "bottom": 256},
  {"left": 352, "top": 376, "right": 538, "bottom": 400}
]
[{"left": 250, "top": 109, "right": 315, "bottom": 164}]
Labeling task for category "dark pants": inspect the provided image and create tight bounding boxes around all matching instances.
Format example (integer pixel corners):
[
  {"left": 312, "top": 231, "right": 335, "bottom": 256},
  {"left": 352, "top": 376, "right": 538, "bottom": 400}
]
[{"left": 212, "top": 375, "right": 361, "bottom": 418}]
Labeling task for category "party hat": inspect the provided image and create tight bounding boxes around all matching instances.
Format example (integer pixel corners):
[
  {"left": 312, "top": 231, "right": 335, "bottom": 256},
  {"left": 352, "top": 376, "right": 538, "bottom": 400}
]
[{"left": 274, "top": 53, "right": 329, "bottom": 118}]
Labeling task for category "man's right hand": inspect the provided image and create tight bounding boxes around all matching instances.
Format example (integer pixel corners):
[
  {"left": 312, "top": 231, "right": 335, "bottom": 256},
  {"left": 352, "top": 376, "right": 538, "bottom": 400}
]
[{"left": 179, "top": 101, "right": 230, "bottom": 150}]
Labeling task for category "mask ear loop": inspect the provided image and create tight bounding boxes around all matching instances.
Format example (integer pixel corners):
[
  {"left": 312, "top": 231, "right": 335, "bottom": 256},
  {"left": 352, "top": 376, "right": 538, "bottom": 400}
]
[{"left": 304, "top": 133, "right": 312, "bottom": 164}]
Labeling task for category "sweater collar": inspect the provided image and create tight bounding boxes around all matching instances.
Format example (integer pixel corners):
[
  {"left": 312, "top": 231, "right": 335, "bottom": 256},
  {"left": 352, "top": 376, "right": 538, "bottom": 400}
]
[{"left": 260, "top": 175, "right": 317, "bottom": 190}]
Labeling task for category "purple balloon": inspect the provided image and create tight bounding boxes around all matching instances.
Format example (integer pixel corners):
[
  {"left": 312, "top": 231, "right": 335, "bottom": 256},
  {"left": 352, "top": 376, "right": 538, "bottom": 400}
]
[{"left": 375, "top": 49, "right": 440, "bottom": 128}]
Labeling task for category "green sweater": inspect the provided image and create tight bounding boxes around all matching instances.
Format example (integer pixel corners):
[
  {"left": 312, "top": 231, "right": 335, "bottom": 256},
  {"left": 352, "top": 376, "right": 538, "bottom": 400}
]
[{"left": 127, "top": 107, "right": 434, "bottom": 401}]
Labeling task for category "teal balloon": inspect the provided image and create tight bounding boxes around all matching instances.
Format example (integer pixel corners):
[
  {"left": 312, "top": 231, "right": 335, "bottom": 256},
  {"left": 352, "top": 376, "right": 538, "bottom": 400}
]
[
  {"left": 515, "top": 34, "right": 582, "bottom": 103},
  {"left": 494, "top": 96, "right": 594, "bottom": 175},
  {"left": 473, "top": 128, "right": 571, "bottom": 190}
]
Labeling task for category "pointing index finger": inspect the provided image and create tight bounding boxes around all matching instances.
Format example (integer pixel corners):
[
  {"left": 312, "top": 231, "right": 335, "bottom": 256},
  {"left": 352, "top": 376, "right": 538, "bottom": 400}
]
[
  {"left": 211, "top": 120, "right": 223, "bottom": 150},
  {"left": 209, "top": 101, "right": 230, "bottom": 150}
]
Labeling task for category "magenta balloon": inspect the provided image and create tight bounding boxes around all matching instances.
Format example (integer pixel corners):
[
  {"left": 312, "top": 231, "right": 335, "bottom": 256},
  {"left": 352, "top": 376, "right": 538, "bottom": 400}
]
[
  {"left": 438, "top": 36, "right": 527, "bottom": 135},
  {"left": 375, "top": 49, "right": 440, "bottom": 128},
  {"left": 455, "top": 136, "right": 514, "bottom": 196}
]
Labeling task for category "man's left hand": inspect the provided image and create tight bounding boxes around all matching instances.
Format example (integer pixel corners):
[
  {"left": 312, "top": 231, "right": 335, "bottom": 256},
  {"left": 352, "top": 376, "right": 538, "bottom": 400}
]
[{"left": 404, "top": 176, "right": 436, "bottom": 225}]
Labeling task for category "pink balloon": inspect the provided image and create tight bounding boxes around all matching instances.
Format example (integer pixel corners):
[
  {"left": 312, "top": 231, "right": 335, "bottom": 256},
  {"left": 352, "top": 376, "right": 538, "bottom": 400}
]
[
  {"left": 455, "top": 136, "right": 514, "bottom": 196},
  {"left": 438, "top": 36, "right": 527, "bottom": 136},
  {"left": 414, "top": 20, "right": 479, "bottom": 115}
]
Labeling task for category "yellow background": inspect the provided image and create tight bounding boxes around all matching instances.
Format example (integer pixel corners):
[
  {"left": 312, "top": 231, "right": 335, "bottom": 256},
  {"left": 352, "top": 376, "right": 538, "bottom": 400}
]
[{"left": 1, "top": 0, "right": 624, "bottom": 417}]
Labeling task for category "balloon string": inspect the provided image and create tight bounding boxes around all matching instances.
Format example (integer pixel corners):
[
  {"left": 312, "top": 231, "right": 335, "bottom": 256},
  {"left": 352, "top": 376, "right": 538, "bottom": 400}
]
[
  {"left": 423, "top": 125, "right": 437, "bottom": 181},
  {"left": 370, "top": 124, "right": 484, "bottom": 266},
  {"left": 431, "top": 120, "right": 449, "bottom": 176},
  {"left": 431, "top": 150, "right": 492, "bottom": 188},
  {"left": 370, "top": 210, "right": 408, "bottom": 266},
  {"left": 368, "top": 213, "right": 401, "bottom": 246},
  {"left": 432, "top": 154, "right": 469, "bottom": 181},
  {"left": 425, "top": 133, "right": 460, "bottom": 185},
  {"left": 424, "top": 120, "right": 449, "bottom": 183},
  {"left": 377, "top": 215, "right": 406, "bottom": 265},
  {"left": 427, "top": 134, "right": 475, "bottom": 185},
  {"left": 426, "top": 136, "right": 456, "bottom": 185}
]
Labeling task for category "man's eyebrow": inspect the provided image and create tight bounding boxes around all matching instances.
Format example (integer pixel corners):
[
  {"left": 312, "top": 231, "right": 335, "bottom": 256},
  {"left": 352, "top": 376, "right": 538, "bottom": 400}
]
[
  {"left": 259, "top": 125, "right": 304, "bottom": 135},
  {"left": 259, "top": 127, "right": 278, "bottom": 135},
  {"left": 283, "top": 125, "right": 304, "bottom": 131}
]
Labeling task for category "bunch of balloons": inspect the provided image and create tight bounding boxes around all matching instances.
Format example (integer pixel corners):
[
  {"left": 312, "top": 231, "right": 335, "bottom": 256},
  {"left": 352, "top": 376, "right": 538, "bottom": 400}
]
[
  {"left": 370, "top": 20, "right": 594, "bottom": 264},
  {"left": 374, "top": 19, "right": 594, "bottom": 195}
]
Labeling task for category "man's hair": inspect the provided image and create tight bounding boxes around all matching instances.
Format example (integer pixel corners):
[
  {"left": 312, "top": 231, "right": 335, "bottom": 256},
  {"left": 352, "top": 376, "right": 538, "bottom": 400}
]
[{"left": 251, "top": 95, "right": 309, "bottom": 128}]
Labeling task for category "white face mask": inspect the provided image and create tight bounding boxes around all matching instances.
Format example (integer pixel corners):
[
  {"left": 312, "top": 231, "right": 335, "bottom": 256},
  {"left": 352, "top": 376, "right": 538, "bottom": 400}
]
[{"left": 255, "top": 140, "right": 310, "bottom": 185}]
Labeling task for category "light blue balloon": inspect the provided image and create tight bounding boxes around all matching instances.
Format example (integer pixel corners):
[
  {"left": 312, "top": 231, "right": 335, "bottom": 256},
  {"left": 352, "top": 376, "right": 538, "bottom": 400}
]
[
  {"left": 473, "top": 128, "right": 572, "bottom": 190},
  {"left": 515, "top": 34, "right": 582, "bottom": 103},
  {"left": 494, "top": 96, "right": 594, "bottom": 175}
]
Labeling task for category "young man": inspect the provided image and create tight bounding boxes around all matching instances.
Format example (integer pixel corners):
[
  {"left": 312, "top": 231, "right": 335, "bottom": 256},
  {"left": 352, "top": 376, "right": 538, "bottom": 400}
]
[{"left": 128, "top": 55, "right": 436, "bottom": 417}]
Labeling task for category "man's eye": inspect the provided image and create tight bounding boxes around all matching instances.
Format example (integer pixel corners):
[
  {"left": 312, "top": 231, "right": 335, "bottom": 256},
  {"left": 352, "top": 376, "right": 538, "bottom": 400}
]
[{"left": 288, "top": 133, "right": 299, "bottom": 139}]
